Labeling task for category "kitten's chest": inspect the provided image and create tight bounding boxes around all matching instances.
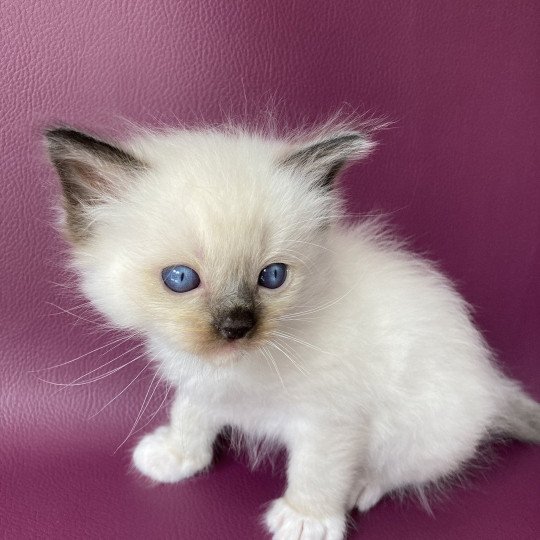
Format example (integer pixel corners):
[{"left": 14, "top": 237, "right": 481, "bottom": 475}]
[{"left": 184, "top": 371, "right": 293, "bottom": 439}]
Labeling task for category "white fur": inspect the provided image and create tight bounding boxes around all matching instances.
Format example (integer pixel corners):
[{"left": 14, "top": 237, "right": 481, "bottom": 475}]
[{"left": 60, "top": 123, "right": 525, "bottom": 539}]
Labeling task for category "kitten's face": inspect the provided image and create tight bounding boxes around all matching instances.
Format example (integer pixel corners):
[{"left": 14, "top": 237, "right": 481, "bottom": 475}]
[{"left": 46, "top": 126, "right": 372, "bottom": 362}]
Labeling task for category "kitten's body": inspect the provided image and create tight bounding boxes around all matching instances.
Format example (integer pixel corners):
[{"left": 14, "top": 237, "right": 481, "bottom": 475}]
[{"left": 46, "top": 121, "right": 540, "bottom": 540}]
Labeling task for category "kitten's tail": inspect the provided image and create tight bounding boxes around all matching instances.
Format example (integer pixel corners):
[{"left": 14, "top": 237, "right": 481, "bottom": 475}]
[{"left": 497, "top": 386, "right": 540, "bottom": 443}]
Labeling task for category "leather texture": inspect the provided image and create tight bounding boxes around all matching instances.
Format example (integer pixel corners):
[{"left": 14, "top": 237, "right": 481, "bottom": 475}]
[{"left": 1, "top": 1, "right": 538, "bottom": 538}]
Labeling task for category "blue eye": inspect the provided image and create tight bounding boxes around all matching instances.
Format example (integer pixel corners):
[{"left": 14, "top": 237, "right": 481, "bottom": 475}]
[
  {"left": 162, "top": 265, "right": 200, "bottom": 293},
  {"left": 258, "top": 263, "right": 287, "bottom": 289}
]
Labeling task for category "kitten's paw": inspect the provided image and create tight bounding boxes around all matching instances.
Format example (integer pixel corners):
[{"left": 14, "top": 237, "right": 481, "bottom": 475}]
[
  {"left": 132, "top": 426, "right": 212, "bottom": 483},
  {"left": 265, "top": 498, "right": 345, "bottom": 540}
]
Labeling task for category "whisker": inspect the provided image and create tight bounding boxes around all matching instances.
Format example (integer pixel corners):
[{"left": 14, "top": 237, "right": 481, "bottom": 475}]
[
  {"left": 45, "top": 301, "right": 104, "bottom": 325},
  {"left": 281, "top": 283, "right": 358, "bottom": 320},
  {"left": 128, "top": 379, "right": 174, "bottom": 439},
  {"left": 273, "top": 214, "right": 345, "bottom": 235},
  {"left": 60, "top": 341, "right": 144, "bottom": 384},
  {"left": 40, "top": 354, "right": 145, "bottom": 390},
  {"left": 288, "top": 238, "right": 337, "bottom": 254},
  {"left": 39, "top": 344, "right": 146, "bottom": 391},
  {"left": 269, "top": 339, "right": 309, "bottom": 377},
  {"left": 281, "top": 249, "right": 316, "bottom": 273},
  {"left": 114, "top": 368, "right": 163, "bottom": 453},
  {"left": 29, "top": 333, "right": 137, "bottom": 373},
  {"left": 273, "top": 331, "right": 332, "bottom": 356},
  {"left": 88, "top": 362, "right": 151, "bottom": 419},
  {"left": 260, "top": 346, "right": 286, "bottom": 390}
]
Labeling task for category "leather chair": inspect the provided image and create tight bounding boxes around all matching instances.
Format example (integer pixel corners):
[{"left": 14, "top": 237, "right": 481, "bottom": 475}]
[{"left": 1, "top": 1, "right": 538, "bottom": 537}]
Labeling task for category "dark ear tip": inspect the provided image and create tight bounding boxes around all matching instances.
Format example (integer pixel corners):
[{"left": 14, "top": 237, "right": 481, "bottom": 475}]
[
  {"left": 43, "top": 126, "right": 77, "bottom": 152},
  {"left": 43, "top": 126, "right": 114, "bottom": 158},
  {"left": 334, "top": 130, "right": 375, "bottom": 146},
  {"left": 44, "top": 126, "right": 67, "bottom": 138},
  {"left": 337, "top": 131, "right": 364, "bottom": 141},
  {"left": 43, "top": 125, "right": 145, "bottom": 170},
  {"left": 44, "top": 126, "right": 83, "bottom": 144}
]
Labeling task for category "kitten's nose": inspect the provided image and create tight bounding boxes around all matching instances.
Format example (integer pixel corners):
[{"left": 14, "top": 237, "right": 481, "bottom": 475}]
[{"left": 216, "top": 308, "right": 256, "bottom": 340}]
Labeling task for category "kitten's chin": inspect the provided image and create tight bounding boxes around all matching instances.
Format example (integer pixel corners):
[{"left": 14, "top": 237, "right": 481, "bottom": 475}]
[
  {"left": 177, "top": 338, "right": 252, "bottom": 366},
  {"left": 201, "top": 341, "right": 250, "bottom": 366}
]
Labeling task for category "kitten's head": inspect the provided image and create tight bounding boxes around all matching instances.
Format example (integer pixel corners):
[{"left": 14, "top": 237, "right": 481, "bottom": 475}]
[{"left": 45, "top": 122, "right": 374, "bottom": 361}]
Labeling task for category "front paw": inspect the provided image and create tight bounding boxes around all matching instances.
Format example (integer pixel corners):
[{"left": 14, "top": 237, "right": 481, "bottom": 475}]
[
  {"left": 132, "top": 426, "right": 213, "bottom": 483},
  {"left": 265, "top": 498, "right": 345, "bottom": 540}
]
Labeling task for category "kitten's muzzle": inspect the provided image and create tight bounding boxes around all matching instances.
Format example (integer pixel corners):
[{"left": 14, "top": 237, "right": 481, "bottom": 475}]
[{"left": 215, "top": 307, "right": 256, "bottom": 341}]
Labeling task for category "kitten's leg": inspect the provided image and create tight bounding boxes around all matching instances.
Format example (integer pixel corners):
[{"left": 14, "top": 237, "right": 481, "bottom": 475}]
[
  {"left": 265, "top": 431, "right": 361, "bottom": 540},
  {"left": 355, "top": 483, "right": 384, "bottom": 512},
  {"left": 133, "top": 392, "right": 218, "bottom": 483},
  {"left": 348, "top": 473, "right": 386, "bottom": 512}
]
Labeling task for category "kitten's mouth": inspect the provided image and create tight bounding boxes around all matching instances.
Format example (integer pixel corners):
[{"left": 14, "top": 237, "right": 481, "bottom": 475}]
[
  {"left": 196, "top": 338, "right": 253, "bottom": 365},
  {"left": 219, "top": 340, "right": 241, "bottom": 354},
  {"left": 200, "top": 332, "right": 261, "bottom": 362},
  {"left": 216, "top": 332, "right": 257, "bottom": 353}
]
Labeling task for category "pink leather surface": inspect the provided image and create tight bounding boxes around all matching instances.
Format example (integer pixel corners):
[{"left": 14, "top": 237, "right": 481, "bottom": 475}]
[{"left": 1, "top": 1, "right": 538, "bottom": 538}]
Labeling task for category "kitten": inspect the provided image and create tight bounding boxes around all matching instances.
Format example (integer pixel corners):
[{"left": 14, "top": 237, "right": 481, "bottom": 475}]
[{"left": 45, "top": 120, "right": 540, "bottom": 540}]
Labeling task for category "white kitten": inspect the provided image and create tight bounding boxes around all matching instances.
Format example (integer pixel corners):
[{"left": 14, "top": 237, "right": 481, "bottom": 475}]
[{"left": 45, "top": 120, "right": 540, "bottom": 540}]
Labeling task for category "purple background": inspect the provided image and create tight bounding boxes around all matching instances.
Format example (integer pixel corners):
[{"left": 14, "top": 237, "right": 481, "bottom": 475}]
[{"left": 1, "top": 1, "right": 538, "bottom": 538}]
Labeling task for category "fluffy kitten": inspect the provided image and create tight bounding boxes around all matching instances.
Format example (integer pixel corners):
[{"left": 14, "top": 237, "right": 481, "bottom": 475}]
[{"left": 45, "top": 120, "right": 540, "bottom": 540}]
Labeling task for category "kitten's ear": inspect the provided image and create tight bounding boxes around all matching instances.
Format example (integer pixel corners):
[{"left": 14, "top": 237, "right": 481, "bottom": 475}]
[
  {"left": 279, "top": 131, "right": 374, "bottom": 189},
  {"left": 44, "top": 127, "right": 145, "bottom": 241}
]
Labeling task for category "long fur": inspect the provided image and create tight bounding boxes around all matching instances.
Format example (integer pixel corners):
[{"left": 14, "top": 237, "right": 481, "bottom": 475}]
[{"left": 45, "top": 118, "right": 540, "bottom": 540}]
